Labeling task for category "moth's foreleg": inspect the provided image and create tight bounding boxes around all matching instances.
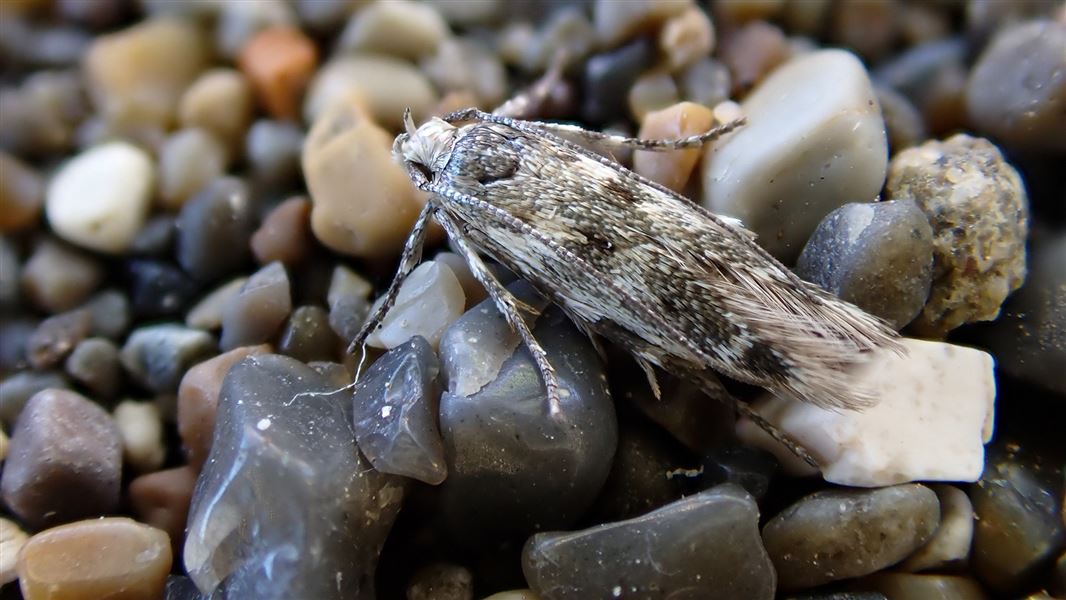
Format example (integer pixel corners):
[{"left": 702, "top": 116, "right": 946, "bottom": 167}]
[
  {"left": 435, "top": 213, "right": 564, "bottom": 418},
  {"left": 346, "top": 201, "right": 436, "bottom": 357}
]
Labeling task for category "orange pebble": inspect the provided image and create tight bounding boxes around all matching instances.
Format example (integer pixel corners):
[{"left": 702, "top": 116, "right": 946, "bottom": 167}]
[{"left": 238, "top": 26, "right": 318, "bottom": 120}]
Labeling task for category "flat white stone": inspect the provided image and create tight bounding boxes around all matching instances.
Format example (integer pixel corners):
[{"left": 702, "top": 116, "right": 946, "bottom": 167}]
[
  {"left": 366, "top": 260, "right": 465, "bottom": 350},
  {"left": 701, "top": 49, "right": 888, "bottom": 262},
  {"left": 737, "top": 338, "right": 996, "bottom": 487},
  {"left": 46, "top": 142, "right": 154, "bottom": 254}
]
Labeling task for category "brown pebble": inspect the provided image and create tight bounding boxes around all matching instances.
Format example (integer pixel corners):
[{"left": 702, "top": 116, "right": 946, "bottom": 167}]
[
  {"left": 20, "top": 238, "right": 103, "bottom": 313},
  {"left": 719, "top": 20, "right": 790, "bottom": 96},
  {"left": 177, "top": 344, "right": 271, "bottom": 468},
  {"left": 830, "top": 0, "right": 899, "bottom": 61},
  {"left": 0, "top": 389, "right": 122, "bottom": 529},
  {"left": 251, "top": 196, "right": 313, "bottom": 266},
  {"left": 17, "top": 517, "right": 171, "bottom": 600},
  {"left": 129, "top": 466, "right": 197, "bottom": 557},
  {"left": 27, "top": 308, "right": 92, "bottom": 370},
  {"left": 633, "top": 102, "right": 715, "bottom": 192},
  {"left": 178, "top": 68, "right": 255, "bottom": 152},
  {"left": 238, "top": 26, "right": 318, "bottom": 120},
  {"left": 0, "top": 152, "right": 44, "bottom": 232}
]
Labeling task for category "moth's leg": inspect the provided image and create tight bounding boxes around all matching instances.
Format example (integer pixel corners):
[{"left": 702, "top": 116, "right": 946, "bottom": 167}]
[
  {"left": 346, "top": 200, "right": 436, "bottom": 356},
  {"left": 435, "top": 212, "right": 564, "bottom": 417},
  {"left": 525, "top": 119, "right": 747, "bottom": 152},
  {"left": 492, "top": 50, "right": 568, "bottom": 119}
]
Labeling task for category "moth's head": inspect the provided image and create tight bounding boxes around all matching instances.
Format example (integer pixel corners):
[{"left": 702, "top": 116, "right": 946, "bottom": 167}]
[{"left": 393, "top": 109, "right": 457, "bottom": 184}]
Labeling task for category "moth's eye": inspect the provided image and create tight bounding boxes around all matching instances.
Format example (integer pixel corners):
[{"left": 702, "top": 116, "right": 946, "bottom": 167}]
[{"left": 409, "top": 161, "right": 433, "bottom": 182}]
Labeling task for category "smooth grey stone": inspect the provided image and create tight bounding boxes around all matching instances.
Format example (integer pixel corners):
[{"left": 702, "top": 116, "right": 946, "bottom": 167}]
[
  {"left": 872, "top": 37, "right": 967, "bottom": 103},
  {"left": 277, "top": 305, "right": 338, "bottom": 363},
  {"left": 26, "top": 307, "right": 92, "bottom": 369},
  {"left": 523, "top": 484, "right": 775, "bottom": 600},
  {"left": 219, "top": 261, "right": 292, "bottom": 351},
  {"left": 129, "top": 214, "right": 177, "bottom": 257},
  {"left": 352, "top": 336, "right": 446, "bottom": 485},
  {"left": 0, "top": 370, "right": 69, "bottom": 427},
  {"left": 763, "top": 484, "right": 941, "bottom": 590},
  {"left": 436, "top": 282, "right": 616, "bottom": 546},
  {"left": 679, "top": 57, "right": 732, "bottom": 109},
  {"left": 582, "top": 37, "right": 655, "bottom": 124},
  {"left": 65, "top": 337, "right": 122, "bottom": 400},
  {"left": 127, "top": 260, "right": 201, "bottom": 319},
  {"left": 626, "top": 375, "right": 735, "bottom": 452},
  {"left": 796, "top": 200, "right": 934, "bottom": 330},
  {"left": 246, "top": 119, "right": 304, "bottom": 187},
  {"left": 121, "top": 324, "right": 217, "bottom": 393},
  {"left": 0, "top": 389, "right": 121, "bottom": 529},
  {"left": 971, "top": 444, "right": 1065, "bottom": 594},
  {"left": 326, "top": 265, "right": 372, "bottom": 344},
  {"left": 0, "top": 318, "right": 34, "bottom": 372},
  {"left": 0, "top": 236, "right": 18, "bottom": 309},
  {"left": 184, "top": 354, "right": 405, "bottom": 598},
  {"left": 701, "top": 445, "right": 778, "bottom": 502},
  {"left": 84, "top": 288, "right": 131, "bottom": 340},
  {"left": 177, "top": 177, "right": 256, "bottom": 282}
]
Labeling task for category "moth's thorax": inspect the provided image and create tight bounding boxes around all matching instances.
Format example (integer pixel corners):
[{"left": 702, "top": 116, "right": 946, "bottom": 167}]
[{"left": 400, "top": 117, "right": 459, "bottom": 176}]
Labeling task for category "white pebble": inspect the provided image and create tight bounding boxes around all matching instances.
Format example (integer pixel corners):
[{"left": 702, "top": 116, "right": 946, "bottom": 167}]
[
  {"left": 737, "top": 338, "right": 995, "bottom": 487},
  {"left": 46, "top": 142, "right": 154, "bottom": 254},
  {"left": 366, "top": 261, "right": 465, "bottom": 350},
  {"left": 113, "top": 400, "right": 166, "bottom": 473}
]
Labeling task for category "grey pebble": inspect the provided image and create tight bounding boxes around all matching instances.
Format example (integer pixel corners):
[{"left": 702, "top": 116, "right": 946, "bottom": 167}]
[
  {"left": 762, "top": 484, "right": 941, "bottom": 590},
  {"left": 0, "top": 237, "right": 19, "bottom": 309},
  {"left": 177, "top": 177, "right": 256, "bottom": 283},
  {"left": 523, "top": 484, "right": 775, "bottom": 600},
  {"left": 20, "top": 237, "right": 103, "bottom": 314},
  {"left": 0, "top": 19, "right": 90, "bottom": 70},
  {"left": 582, "top": 37, "right": 656, "bottom": 124},
  {"left": 246, "top": 119, "right": 304, "bottom": 188},
  {"left": 186, "top": 277, "right": 248, "bottom": 332},
  {"left": 0, "top": 318, "right": 34, "bottom": 372},
  {"left": 121, "top": 324, "right": 217, "bottom": 394},
  {"left": 352, "top": 336, "right": 446, "bottom": 485},
  {"left": 873, "top": 37, "right": 966, "bottom": 104},
  {"left": 184, "top": 354, "right": 404, "bottom": 598},
  {"left": 277, "top": 305, "right": 338, "bottom": 363},
  {"left": 0, "top": 388, "right": 122, "bottom": 530},
  {"left": 0, "top": 370, "right": 69, "bottom": 427},
  {"left": 84, "top": 288, "right": 131, "bottom": 340},
  {"left": 0, "top": 70, "right": 86, "bottom": 158},
  {"left": 164, "top": 574, "right": 202, "bottom": 600},
  {"left": 701, "top": 445, "right": 778, "bottom": 503},
  {"left": 796, "top": 200, "right": 934, "bottom": 330},
  {"left": 678, "top": 57, "right": 732, "bottom": 108},
  {"left": 65, "top": 337, "right": 122, "bottom": 400},
  {"left": 129, "top": 214, "right": 177, "bottom": 257},
  {"left": 326, "top": 265, "right": 372, "bottom": 343},
  {"left": 127, "top": 260, "right": 202, "bottom": 319},
  {"left": 26, "top": 307, "right": 92, "bottom": 369},
  {"left": 219, "top": 261, "right": 292, "bottom": 351},
  {"left": 875, "top": 85, "right": 927, "bottom": 155}
]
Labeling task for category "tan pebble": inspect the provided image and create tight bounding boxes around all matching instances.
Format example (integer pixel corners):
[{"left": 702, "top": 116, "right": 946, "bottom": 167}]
[
  {"left": 179, "top": 68, "right": 255, "bottom": 152},
  {"left": 21, "top": 239, "right": 103, "bottom": 313},
  {"left": 129, "top": 466, "right": 197, "bottom": 557},
  {"left": 435, "top": 90, "right": 481, "bottom": 117},
  {"left": 712, "top": 0, "right": 786, "bottom": 27},
  {"left": 660, "top": 6, "right": 716, "bottom": 71},
  {"left": 628, "top": 71, "right": 679, "bottom": 123},
  {"left": 177, "top": 344, "right": 271, "bottom": 468},
  {"left": 634, "top": 102, "right": 715, "bottom": 192},
  {"left": 0, "top": 152, "right": 44, "bottom": 233},
  {"left": 84, "top": 18, "right": 209, "bottom": 131},
  {"left": 0, "top": 428, "right": 8, "bottom": 462},
  {"left": 830, "top": 0, "right": 899, "bottom": 61},
  {"left": 18, "top": 517, "right": 171, "bottom": 600},
  {"left": 113, "top": 400, "right": 166, "bottom": 473},
  {"left": 338, "top": 0, "right": 450, "bottom": 60},
  {"left": 303, "top": 96, "right": 428, "bottom": 259},
  {"left": 238, "top": 26, "right": 317, "bottom": 120},
  {"left": 594, "top": 0, "right": 693, "bottom": 47},
  {"left": 719, "top": 20, "right": 790, "bottom": 96},
  {"left": 250, "top": 196, "right": 313, "bottom": 266},
  {"left": 185, "top": 277, "right": 248, "bottom": 331},
  {"left": 304, "top": 55, "right": 438, "bottom": 130},
  {"left": 1, "top": 517, "right": 29, "bottom": 585}
]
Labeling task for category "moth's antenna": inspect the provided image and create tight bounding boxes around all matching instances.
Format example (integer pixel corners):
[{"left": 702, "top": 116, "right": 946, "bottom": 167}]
[
  {"left": 285, "top": 345, "right": 369, "bottom": 407},
  {"left": 403, "top": 108, "right": 417, "bottom": 137}
]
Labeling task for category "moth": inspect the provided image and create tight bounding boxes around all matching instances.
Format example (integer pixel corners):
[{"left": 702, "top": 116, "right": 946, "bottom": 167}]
[{"left": 350, "top": 84, "right": 900, "bottom": 466}]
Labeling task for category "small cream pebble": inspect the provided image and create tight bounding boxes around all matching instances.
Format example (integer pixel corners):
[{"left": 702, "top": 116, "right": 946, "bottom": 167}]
[
  {"left": 899, "top": 484, "right": 975, "bottom": 572},
  {"left": 113, "top": 400, "right": 166, "bottom": 473},
  {"left": 0, "top": 428, "right": 8, "bottom": 462},
  {"left": 45, "top": 142, "right": 154, "bottom": 254},
  {"left": 712, "top": 100, "right": 743, "bottom": 124},
  {"left": 0, "top": 517, "right": 28, "bottom": 585}
]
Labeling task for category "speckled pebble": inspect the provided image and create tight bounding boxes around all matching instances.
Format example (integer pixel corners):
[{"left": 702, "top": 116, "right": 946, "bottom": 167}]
[
  {"left": 64, "top": 337, "right": 121, "bottom": 399},
  {"left": 219, "top": 261, "right": 292, "bottom": 351},
  {"left": 26, "top": 308, "right": 92, "bottom": 370},
  {"left": 121, "top": 324, "right": 217, "bottom": 394},
  {"left": 158, "top": 129, "right": 228, "bottom": 210},
  {"left": 113, "top": 400, "right": 166, "bottom": 473},
  {"left": 20, "top": 238, "right": 103, "bottom": 313},
  {"left": 177, "top": 177, "right": 255, "bottom": 282}
]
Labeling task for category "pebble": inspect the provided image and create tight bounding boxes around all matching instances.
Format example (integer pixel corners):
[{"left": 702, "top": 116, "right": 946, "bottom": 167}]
[
  {"left": 303, "top": 55, "right": 438, "bottom": 130},
  {"left": 0, "top": 152, "right": 44, "bottom": 232},
  {"left": 524, "top": 484, "right": 774, "bottom": 600},
  {"left": 971, "top": 444, "right": 1065, "bottom": 594},
  {"left": 176, "top": 177, "right": 255, "bottom": 282},
  {"left": 660, "top": 6, "right": 715, "bottom": 72},
  {"left": 763, "top": 484, "right": 940, "bottom": 590},
  {"left": 482, "top": 592, "right": 539, "bottom": 600},
  {"left": 219, "top": 261, "right": 292, "bottom": 351},
  {"left": 0, "top": 428, "right": 7, "bottom": 462},
  {"left": 84, "top": 288, "right": 131, "bottom": 340},
  {"left": 679, "top": 57, "right": 732, "bottom": 107},
  {"left": 352, "top": 336, "right": 446, "bottom": 485},
  {"left": 582, "top": 38, "right": 656, "bottom": 124},
  {"left": 113, "top": 400, "right": 166, "bottom": 473},
  {"left": 0, "top": 389, "right": 122, "bottom": 529},
  {"left": 17, "top": 517, "right": 171, "bottom": 600},
  {"left": 46, "top": 141, "right": 153, "bottom": 254},
  {"left": 738, "top": 338, "right": 996, "bottom": 486},
  {"left": 20, "top": 238, "right": 103, "bottom": 313},
  {"left": 214, "top": 0, "right": 296, "bottom": 61},
  {"left": 875, "top": 85, "right": 927, "bottom": 154},
  {"left": 795, "top": 200, "right": 934, "bottom": 330},
  {"left": 84, "top": 18, "right": 209, "bottom": 136},
  {"left": 129, "top": 214, "right": 176, "bottom": 257},
  {"left": 121, "top": 324, "right": 217, "bottom": 394},
  {"left": 849, "top": 573, "right": 988, "bottom": 599},
  {"left": 966, "top": 21, "right": 1066, "bottom": 153},
  {"left": 433, "top": 251, "right": 488, "bottom": 308},
  {"left": 26, "top": 308, "right": 92, "bottom": 370},
  {"left": 701, "top": 445, "right": 778, "bottom": 503},
  {"left": 503, "top": 7, "right": 596, "bottom": 74},
  {"left": 245, "top": 119, "right": 304, "bottom": 187},
  {"left": 338, "top": 0, "right": 450, "bottom": 60},
  {"left": 178, "top": 68, "right": 255, "bottom": 152},
  {"left": 0, "top": 70, "right": 87, "bottom": 158},
  {"left": 365, "top": 261, "right": 466, "bottom": 350},
  {"left": 428, "top": 0, "right": 502, "bottom": 27},
  {"left": 633, "top": 101, "right": 715, "bottom": 192},
  {"left": 702, "top": 50, "right": 888, "bottom": 262},
  {"left": 277, "top": 305, "right": 338, "bottom": 363},
  {"left": 126, "top": 260, "right": 201, "bottom": 319},
  {"left": 421, "top": 38, "right": 508, "bottom": 109},
  {"left": 593, "top": 0, "right": 692, "bottom": 47},
  {"left": 56, "top": 0, "right": 130, "bottom": 30},
  {"left": 250, "top": 196, "right": 313, "bottom": 266},
  {"left": 129, "top": 466, "right": 198, "bottom": 558},
  {"left": 436, "top": 283, "right": 616, "bottom": 545},
  {"left": 885, "top": 134, "right": 1029, "bottom": 337},
  {"left": 326, "top": 264, "right": 373, "bottom": 343},
  {"left": 627, "top": 70, "right": 679, "bottom": 123},
  {"left": 829, "top": 0, "right": 899, "bottom": 61},
  {"left": 719, "top": 21, "right": 790, "bottom": 95},
  {"left": 406, "top": 563, "right": 474, "bottom": 600},
  {"left": 184, "top": 354, "right": 405, "bottom": 597},
  {"left": 627, "top": 376, "right": 735, "bottom": 453},
  {"left": 186, "top": 277, "right": 248, "bottom": 331},
  {"left": 177, "top": 344, "right": 271, "bottom": 468},
  {"left": 303, "top": 96, "right": 429, "bottom": 258},
  {"left": 0, "top": 518, "right": 28, "bottom": 586},
  {"left": 0, "top": 236, "right": 19, "bottom": 309},
  {"left": 0, "top": 318, "right": 33, "bottom": 372},
  {"left": 238, "top": 26, "right": 318, "bottom": 120},
  {"left": 978, "top": 232, "right": 1066, "bottom": 394},
  {"left": 899, "top": 485, "right": 974, "bottom": 572},
  {"left": 158, "top": 129, "right": 228, "bottom": 210},
  {"left": 65, "top": 337, "right": 122, "bottom": 399},
  {"left": 0, "top": 371, "right": 69, "bottom": 428}
]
